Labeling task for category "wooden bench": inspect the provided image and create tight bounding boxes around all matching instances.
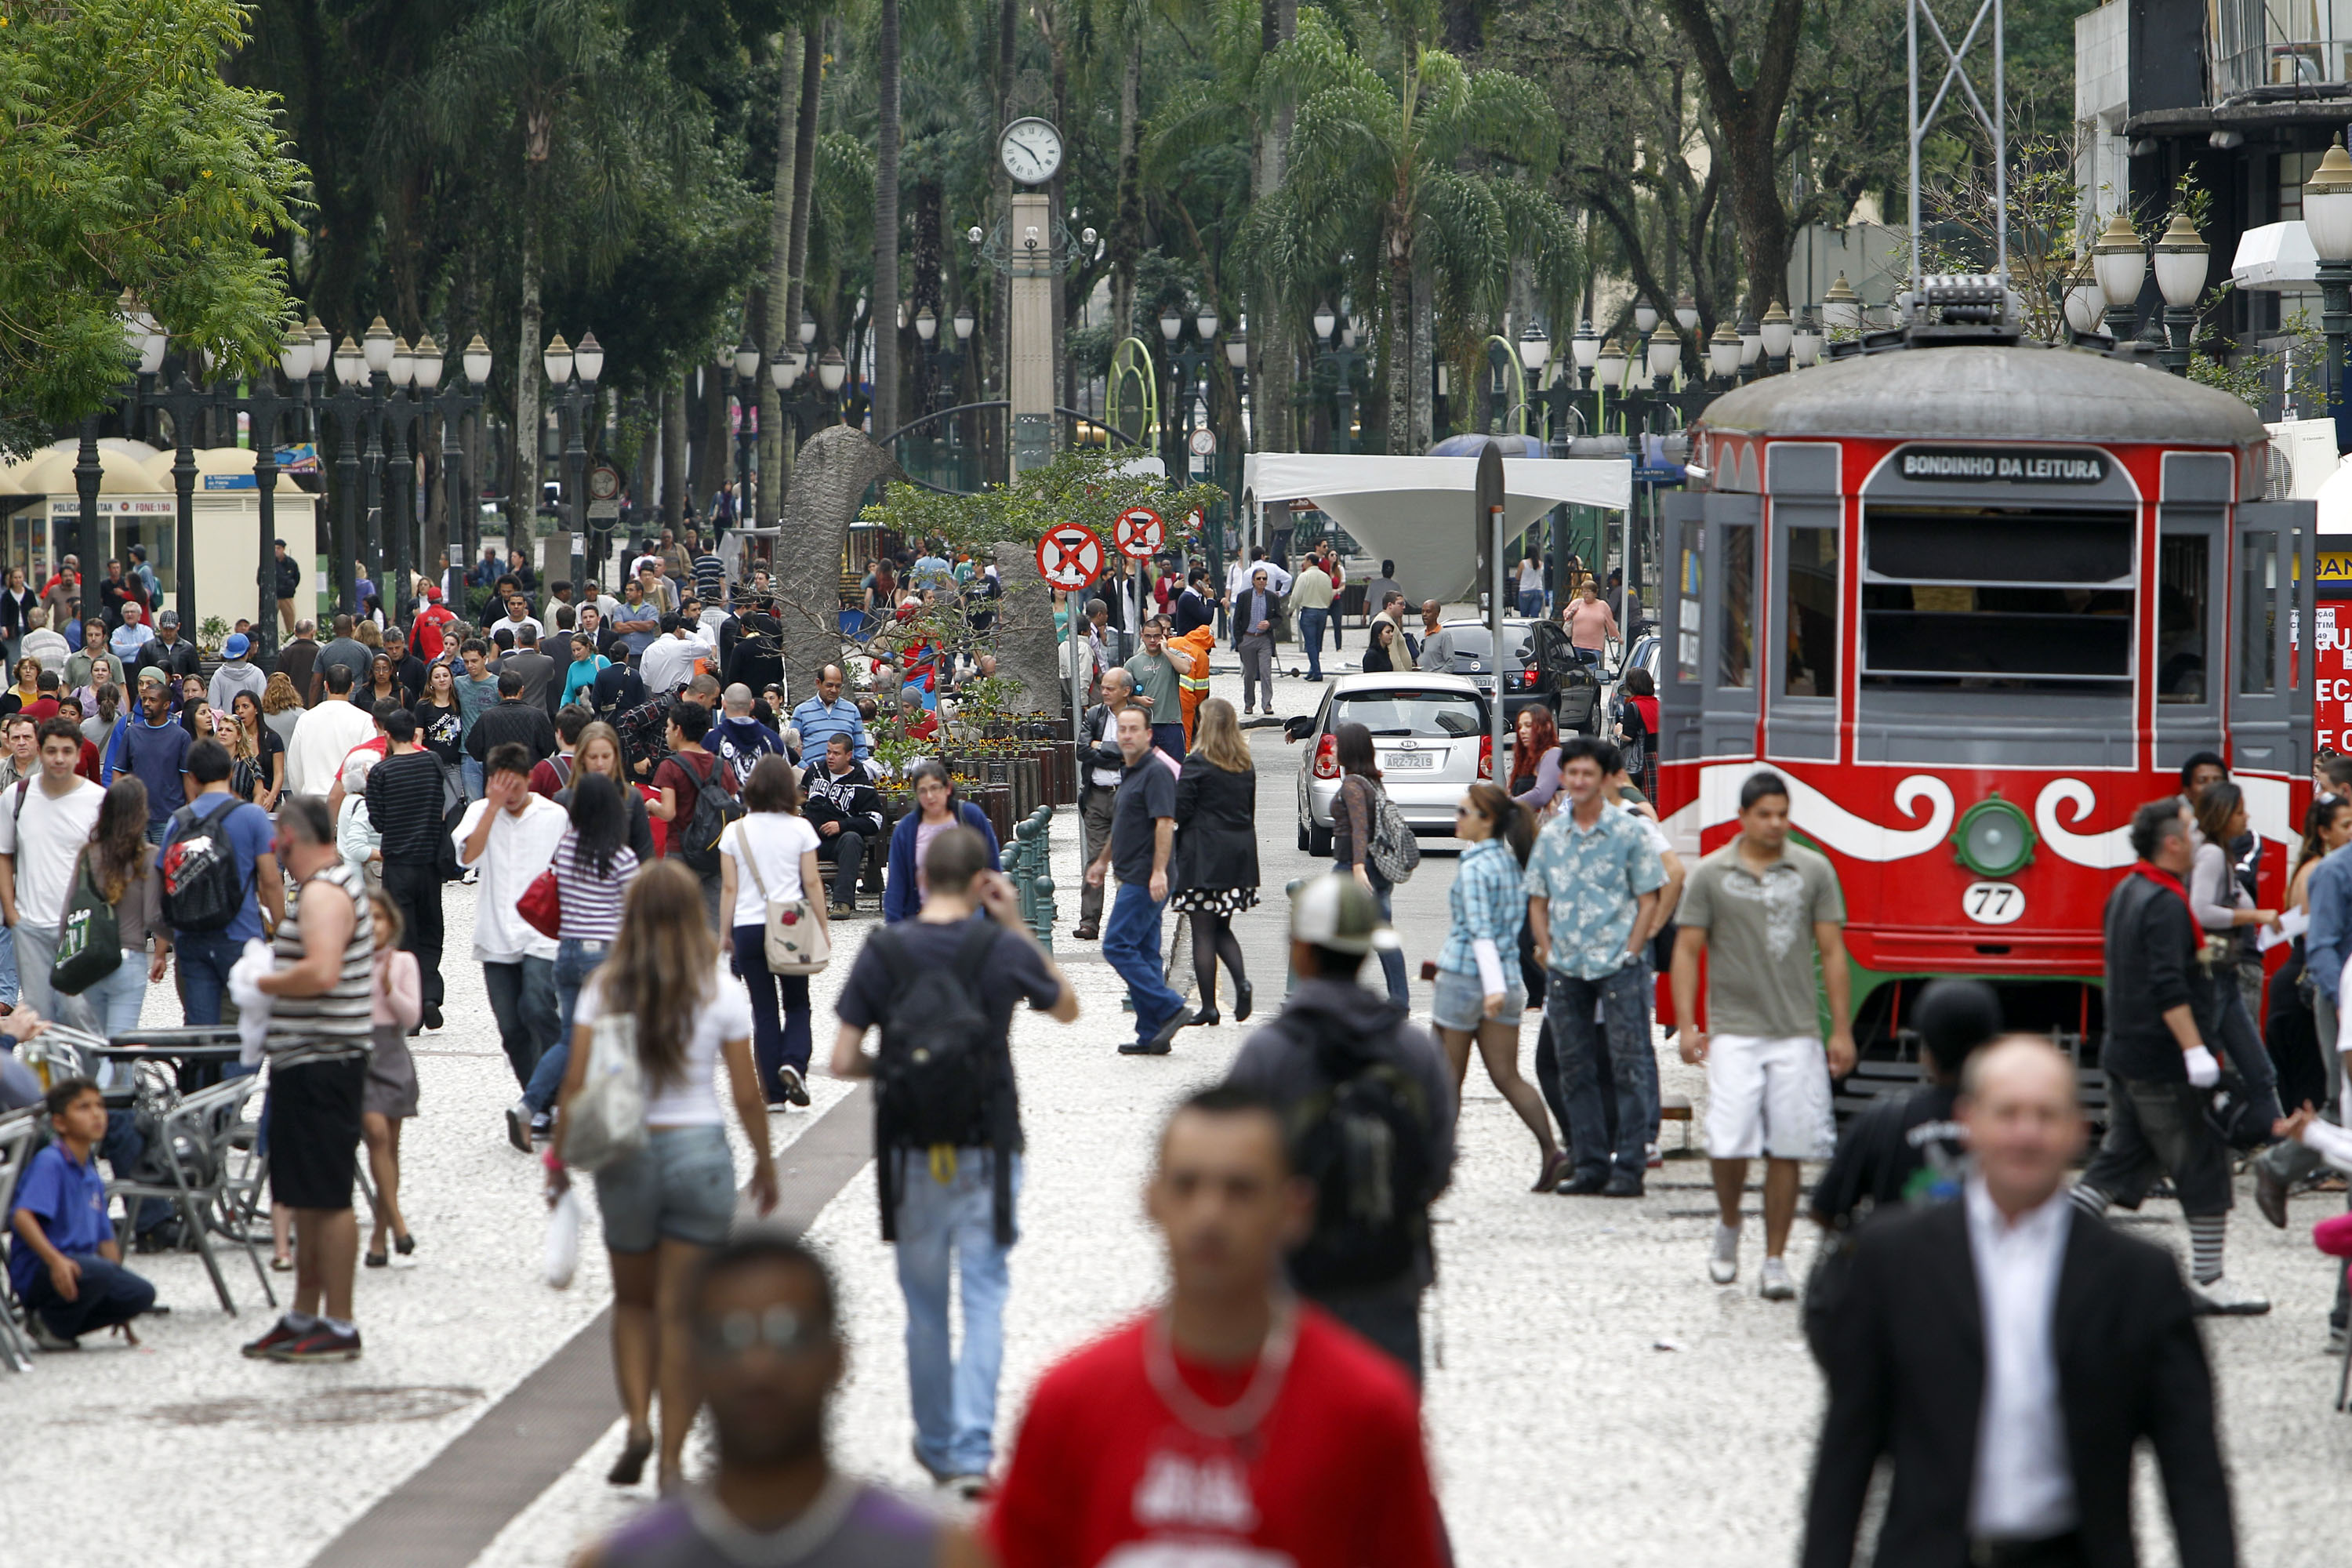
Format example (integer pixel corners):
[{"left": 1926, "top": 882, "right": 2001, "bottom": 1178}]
[{"left": 1659, "top": 1092, "right": 1694, "bottom": 1153}]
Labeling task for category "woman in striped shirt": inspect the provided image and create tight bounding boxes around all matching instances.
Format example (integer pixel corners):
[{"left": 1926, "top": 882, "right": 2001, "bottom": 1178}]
[
  {"left": 508, "top": 771, "right": 641, "bottom": 1152},
  {"left": 1435, "top": 782, "right": 1566, "bottom": 1192}
]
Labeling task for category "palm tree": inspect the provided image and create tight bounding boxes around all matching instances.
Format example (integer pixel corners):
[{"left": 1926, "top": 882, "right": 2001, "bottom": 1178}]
[
  {"left": 873, "top": 0, "right": 902, "bottom": 435},
  {"left": 416, "top": 0, "right": 695, "bottom": 528},
  {"left": 1253, "top": 10, "right": 1574, "bottom": 452}
]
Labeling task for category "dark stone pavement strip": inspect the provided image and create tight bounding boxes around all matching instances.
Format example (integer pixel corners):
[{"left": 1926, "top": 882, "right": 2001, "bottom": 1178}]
[{"left": 307, "top": 1083, "right": 873, "bottom": 1568}]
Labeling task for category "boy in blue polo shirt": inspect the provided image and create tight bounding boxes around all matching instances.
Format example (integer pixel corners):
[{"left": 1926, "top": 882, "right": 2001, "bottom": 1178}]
[{"left": 9, "top": 1076, "right": 157, "bottom": 1350}]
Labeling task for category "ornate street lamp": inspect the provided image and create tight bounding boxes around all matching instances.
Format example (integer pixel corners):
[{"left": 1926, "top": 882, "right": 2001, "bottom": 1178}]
[
  {"left": 2151, "top": 212, "right": 2209, "bottom": 376},
  {"left": 2304, "top": 137, "right": 2352, "bottom": 436}
]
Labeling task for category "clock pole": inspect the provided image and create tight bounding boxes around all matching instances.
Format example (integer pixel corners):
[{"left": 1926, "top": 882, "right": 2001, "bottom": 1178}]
[{"left": 1008, "top": 189, "right": 1057, "bottom": 477}]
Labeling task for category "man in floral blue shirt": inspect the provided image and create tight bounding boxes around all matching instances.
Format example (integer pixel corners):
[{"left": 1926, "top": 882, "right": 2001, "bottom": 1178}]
[{"left": 1525, "top": 736, "right": 1664, "bottom": 1196}]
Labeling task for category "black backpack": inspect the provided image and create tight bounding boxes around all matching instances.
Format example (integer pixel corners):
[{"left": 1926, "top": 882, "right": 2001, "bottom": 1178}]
[
  {"left": 672, "top": 751, "right": 742, "bottom": 875},
  {"left": 869, "top": 921, "right": 1015, "bottom": 1243},
  {"left": 159, "top": 801, "right": 256, "bottom": 935},
  {"left": 1284, "top": 1022, "right": 1436, "bottom": 1292}
]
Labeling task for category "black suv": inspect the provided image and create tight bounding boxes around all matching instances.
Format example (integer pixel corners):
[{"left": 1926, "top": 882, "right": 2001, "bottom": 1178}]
[{"left": 1432, "top": 619, "right": 1600, "bottom": 734}]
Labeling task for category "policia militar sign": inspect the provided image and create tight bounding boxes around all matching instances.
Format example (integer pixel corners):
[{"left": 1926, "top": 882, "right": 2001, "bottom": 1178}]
[{"left": 1895, "top": 446, "right": 2108, "bottom": 485}]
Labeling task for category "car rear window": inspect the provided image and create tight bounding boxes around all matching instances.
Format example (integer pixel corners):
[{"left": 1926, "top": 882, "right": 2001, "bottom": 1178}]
[
  {"left": 1334, "top": 690, "right": 1487, "bottom": 738},
  {"left": 1432, "top": 625, "right": 1533, "bottom": 673}
]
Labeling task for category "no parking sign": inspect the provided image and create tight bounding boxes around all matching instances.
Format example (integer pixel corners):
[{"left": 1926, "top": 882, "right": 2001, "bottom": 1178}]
[
  {"left": 1112, "top": 506, "right": 1164, "bottom": 559},
  {"left": 1036, "top": 524, "right": 1105, "bottom": 590}
]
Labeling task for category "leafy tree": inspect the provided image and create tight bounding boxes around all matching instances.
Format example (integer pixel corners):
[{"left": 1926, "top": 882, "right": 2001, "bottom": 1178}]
[
  {"left": 1251, "top": 9, "right": 1575, "bottom": 452},
  {"left": 0, "top": 0, "right": 305, "bottom": 457}
]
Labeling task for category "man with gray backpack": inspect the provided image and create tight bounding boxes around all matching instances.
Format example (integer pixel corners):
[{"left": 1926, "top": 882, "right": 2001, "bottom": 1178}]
[
  {"left": 829, "top": 826, "right": 1077, "bottom": 1498},
  {"left": 1225, "top": 873, "right": 1455, "bottom": 1383}
]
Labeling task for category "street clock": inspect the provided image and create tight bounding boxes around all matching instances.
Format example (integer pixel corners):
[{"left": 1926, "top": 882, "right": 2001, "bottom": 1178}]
[{"left": 998, "top": 118, "right": 1064, "bottom": 186}]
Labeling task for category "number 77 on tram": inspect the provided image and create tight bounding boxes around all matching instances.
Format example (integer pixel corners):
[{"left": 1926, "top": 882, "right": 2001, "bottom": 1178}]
[{"left": 1655, "top": 311, "right": 2313, "bottom": 1081}]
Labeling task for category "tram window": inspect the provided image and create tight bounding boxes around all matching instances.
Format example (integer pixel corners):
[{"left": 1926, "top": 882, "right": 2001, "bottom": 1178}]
[
  {"left": 1860, "top": 505, "right": 2135, "bottom": 691},
  {"left": 1784, "top": 527, "right": 1838, "bottom": 697},
  {"left": 2240, "top": 535, "right": 2278, "bottom": 695},
  {"left": 1677, "top": 544, "right": 1703, "bottom": 684},
  {"left": 1866, "top": 507, "right": 2132, "bottom": 585},
  {"left": 1719, "top": 524, "right": 1755, "bottom": 690},
  {"left": 2156, "top": 533, "right": 2209, "bottom": 705}
]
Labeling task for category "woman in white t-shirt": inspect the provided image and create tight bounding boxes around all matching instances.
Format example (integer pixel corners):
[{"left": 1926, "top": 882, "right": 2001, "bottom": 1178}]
[
  {"left": 717, "top": 755, "right": 827, "bottom": 1109},
  {"left": 547, "top": 858, "right": 778, "bottom": 1494}
]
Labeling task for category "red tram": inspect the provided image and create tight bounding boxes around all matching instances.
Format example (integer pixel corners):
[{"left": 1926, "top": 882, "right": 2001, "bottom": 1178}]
[{"left": 1660, "top": 313, "right": 2315, "bottom": 1065}]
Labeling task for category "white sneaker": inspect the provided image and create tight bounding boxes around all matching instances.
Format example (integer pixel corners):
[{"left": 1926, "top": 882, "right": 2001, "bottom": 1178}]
[
  {"left": 2189, "top": 1276, "right": 2271, "bottom": 1316},
  {"left": 1645, "top": 1142, "right": 1663, "bottom": 1170},
  {"left": 1708, "top": 1223, "right": 1740, "bottom": 1285},
  {"left": 1759, "top": 1256, "right": 1796, "bottom": 1301}
]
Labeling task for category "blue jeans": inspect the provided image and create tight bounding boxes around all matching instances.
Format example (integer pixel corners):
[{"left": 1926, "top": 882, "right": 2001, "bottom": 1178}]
[
  {"left": 893, "top": 1148, "right": 1019, "bottom": 1479},
  {"left": 732, "top": 924, "right": 811, "bottom": 1098},
  {"left": 20, "top": 1252, "right": 154, "bottom": 1341},
  {"left": 461, "top": 757, "right": 485, "bottom": 802},
  {"left": 1103, "top": 879, "right": 1183, "bottom": 1043},
  {"left": 1544, "top": 958, "right": 1656, "bottom": 1179},
  {"left": 1516, "top": 589, "right": 1544, "bottom": 618},
  {"left": 81, "top": 952, "right": 147, "bottom": 1036},
  {"left": 0, "top": 923, "right": 17, "bottom": 1007},
  {"left": 1298, "top": 606, "right": 1329, "bottom": 677},
  {"left": 176, "top": 929, "right": 245, "bottom": 1028},
  {"left": 1150, "top": 723, "right": 1185, "bottom": 762},
  {"left": 1368, "top": 877, "right": 1408, "bottom": 1006},
  {"left": 524, "top": 938, "right": 608, "bottom": 1114},
  {"left": 484, "top": 955, "right": 559, "bottom": 1092}
]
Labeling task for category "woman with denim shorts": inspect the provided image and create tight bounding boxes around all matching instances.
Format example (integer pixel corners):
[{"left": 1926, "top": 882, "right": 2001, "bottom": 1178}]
[
  {"left": 546, "top": 859, "right": 779, "bottom": 1494},
  {"left": 1433, "top": 782, "right": 1567, "bottom": 1192}
]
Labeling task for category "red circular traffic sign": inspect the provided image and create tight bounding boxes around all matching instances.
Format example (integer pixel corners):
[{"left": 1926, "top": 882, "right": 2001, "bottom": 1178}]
[
  {"left": 1112, "top": 506, "right": 1164, "bottom": 559},
  {"left": 1036, "top": 524, "right": 1105, "bottom": 590}
]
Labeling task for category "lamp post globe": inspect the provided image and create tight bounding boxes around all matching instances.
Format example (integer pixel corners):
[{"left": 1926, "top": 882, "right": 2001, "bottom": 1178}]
[
  {"left": 2090, "top": 210, "right": 2147, "bottom": 311},
  {"left": 2151, "top": 211, "right": 2209, "bottom": 308}
]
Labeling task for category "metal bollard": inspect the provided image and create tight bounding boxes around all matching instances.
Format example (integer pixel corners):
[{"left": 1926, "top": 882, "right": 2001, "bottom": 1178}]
[
  {"left": 1283, "top": 876, "right": 1308, "bottom": 996},
  {"left": 1027, "top": 804, "right": 1058, "bottom": 950},
  {"left": 1009, "top": 805, "right": 1058, "bottom": 949}
]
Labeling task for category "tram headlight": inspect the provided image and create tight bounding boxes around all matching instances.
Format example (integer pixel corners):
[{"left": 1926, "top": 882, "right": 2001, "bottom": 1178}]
[{"left": 1951, "top": 797, "right": 2036, "bottom": 879}]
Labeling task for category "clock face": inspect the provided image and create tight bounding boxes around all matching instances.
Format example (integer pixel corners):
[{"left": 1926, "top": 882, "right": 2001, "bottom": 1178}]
[{"left": 1000, "top": 118, "right": 1063, "bottom": 185}]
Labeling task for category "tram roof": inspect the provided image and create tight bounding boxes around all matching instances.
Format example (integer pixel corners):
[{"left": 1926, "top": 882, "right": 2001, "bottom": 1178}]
[{"left": 1696, "top": 343, "right": 2268, "bottom": 449}]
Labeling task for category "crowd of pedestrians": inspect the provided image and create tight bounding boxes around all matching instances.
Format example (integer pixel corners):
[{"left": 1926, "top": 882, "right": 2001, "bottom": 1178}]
[{"left": 9, "top": 532, "right": 2337, "bottom": 1568}]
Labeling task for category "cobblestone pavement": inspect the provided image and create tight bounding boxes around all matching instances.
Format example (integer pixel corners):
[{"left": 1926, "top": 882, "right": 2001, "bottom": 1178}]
[{"left": 9, "top": 631, "right": 2352, "bottom": 1566}]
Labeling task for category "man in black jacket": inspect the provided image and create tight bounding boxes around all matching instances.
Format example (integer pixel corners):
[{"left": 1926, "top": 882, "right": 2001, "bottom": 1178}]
[
  {"left": 365, "top": 709, "right": 450, "bottom": 1029},
  {"left": 800, "top": 733, "right": 884, "bottom": 917},
  {"left": 463, "top": 670, "right": 557, "bottom": 771},
  {"left": 274, "top": 539, "right": 303, "bottom": 636},
  {"left": 2074, "top": 797, "right": 2275, "bottom": 1315},
  {"left": 1804, "top": 1036, "right": 2235, "bottom": 1568},
  {"left": 136, "top": 610, "right": 202, "bottom": 688},
  {"left": 1224, "top": 873, "right": 1455, "bottom": 1383}
]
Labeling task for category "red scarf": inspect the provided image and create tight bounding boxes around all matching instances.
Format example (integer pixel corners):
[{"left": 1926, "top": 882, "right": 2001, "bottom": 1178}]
[{"left": 2129, "top": 862, "right": 2200, "bottom": 937}]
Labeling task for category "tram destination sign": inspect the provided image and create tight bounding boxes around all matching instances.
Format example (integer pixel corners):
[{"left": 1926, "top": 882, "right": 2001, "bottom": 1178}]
[{"left": 1896, "top": 446, "right": 2107, "bottom": 485}]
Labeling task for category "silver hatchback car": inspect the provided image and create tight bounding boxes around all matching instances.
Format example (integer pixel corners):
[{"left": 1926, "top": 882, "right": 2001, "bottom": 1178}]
[{"left": 1287, "top": 673, "right": 1495, "bottom": 855}]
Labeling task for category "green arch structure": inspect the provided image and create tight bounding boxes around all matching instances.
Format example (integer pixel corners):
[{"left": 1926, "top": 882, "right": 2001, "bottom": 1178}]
[{"left": 1105, "top": 337, "right": 1160, "bottom": 452}]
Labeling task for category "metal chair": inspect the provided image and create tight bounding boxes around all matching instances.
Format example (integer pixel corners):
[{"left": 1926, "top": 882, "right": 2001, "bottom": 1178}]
[
  {"left": 0, "top": 1108, "right": 45, "bottom": 1370},
  {"left": 106, "top": 1075, "right": 275, "bottom": 1316}
]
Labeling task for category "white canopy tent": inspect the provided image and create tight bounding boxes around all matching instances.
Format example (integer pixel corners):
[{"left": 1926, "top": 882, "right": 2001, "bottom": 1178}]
[{"left": 1240, "top": 452, "right": 1631, "bottom": 601}]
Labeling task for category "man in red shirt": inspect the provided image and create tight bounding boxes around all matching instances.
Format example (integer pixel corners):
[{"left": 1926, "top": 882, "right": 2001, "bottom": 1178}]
[
  {"left": 985, "top": 1083, "right": 1446, "bottom": 1568},
  {"left": 412, "top": 584, "right": 458, "bottom": 663}
]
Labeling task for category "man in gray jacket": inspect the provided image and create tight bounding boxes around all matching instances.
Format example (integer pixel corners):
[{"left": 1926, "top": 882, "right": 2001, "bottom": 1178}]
[{"left": 1225, "top": 873, "right": 1456, "bottom": 1381}]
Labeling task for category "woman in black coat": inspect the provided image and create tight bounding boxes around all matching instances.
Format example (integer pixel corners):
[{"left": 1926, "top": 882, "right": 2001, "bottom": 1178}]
[{"left": 1170, "top": 697, "right": 1260, "bottom": 1025}]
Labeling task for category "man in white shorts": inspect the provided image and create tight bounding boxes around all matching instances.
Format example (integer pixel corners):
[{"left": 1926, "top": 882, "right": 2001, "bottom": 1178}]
[{"left": 1670, "top": 768, "right": 1853, "bottom": 1300}]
